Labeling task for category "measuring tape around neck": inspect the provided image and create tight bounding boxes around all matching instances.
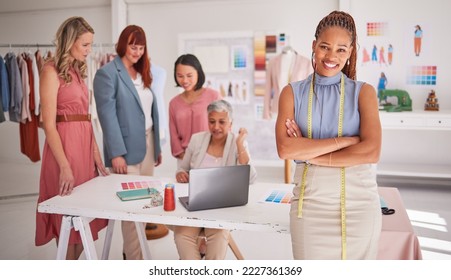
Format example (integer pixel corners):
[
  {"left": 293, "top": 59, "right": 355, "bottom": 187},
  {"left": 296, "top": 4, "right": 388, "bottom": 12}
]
[{"left": 297, "top": 73, "right": 347, "bottom": 259}]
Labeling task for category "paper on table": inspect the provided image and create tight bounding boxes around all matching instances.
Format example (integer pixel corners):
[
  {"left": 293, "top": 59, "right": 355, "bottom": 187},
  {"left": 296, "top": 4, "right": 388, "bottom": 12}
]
[{"left": 259, "top": 189, "right": 292, "bottom": 204}]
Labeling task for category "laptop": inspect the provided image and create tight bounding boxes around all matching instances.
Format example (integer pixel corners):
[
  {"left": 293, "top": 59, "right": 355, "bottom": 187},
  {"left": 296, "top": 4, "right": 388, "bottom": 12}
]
[{"left": 179, "top": 165, "right": 251, "bottom": 211}]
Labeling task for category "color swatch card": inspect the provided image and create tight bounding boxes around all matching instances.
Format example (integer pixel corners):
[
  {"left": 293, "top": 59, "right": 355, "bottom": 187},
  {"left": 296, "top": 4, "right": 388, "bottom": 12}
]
[
  {"left": 120, "top": 180, "right": 162, "bottom": 191},
  {"left": 260, "top": 189, "right": 292, "bottom": 204}
]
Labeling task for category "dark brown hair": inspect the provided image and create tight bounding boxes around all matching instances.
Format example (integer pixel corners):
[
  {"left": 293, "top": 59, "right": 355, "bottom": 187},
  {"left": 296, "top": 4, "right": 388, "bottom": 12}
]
[
  {"left": 116, "top": 25, "right": 152, "bottom": 88},
  {"left": 314, "top": 11, "right": 357, "bottom": 80},
  {"left": 173, "top": 54, "right": 205, "bottom": 91}
]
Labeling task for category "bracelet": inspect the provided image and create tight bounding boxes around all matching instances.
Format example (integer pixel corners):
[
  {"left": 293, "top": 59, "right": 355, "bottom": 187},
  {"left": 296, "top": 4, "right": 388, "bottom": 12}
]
[
  {"left": 329, "top": 152, "right": 333, "bottom": 166},
  {"left": 333, "top": 137, "right": 340, "bottom": 150},
  {"left": 237, "top": 150, "right": 247, "bottom": 155}
]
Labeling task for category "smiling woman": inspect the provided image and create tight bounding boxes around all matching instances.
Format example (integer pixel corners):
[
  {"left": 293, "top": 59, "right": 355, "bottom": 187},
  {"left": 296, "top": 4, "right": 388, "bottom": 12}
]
[
  {"left": 275, "top": 10, "right": 382, "bottom": 260},
  {"left": 93, "top": 24, "right": 163, "bottom": 260},
  {"left": 172, "top": 99, "right": 257, "bottom": 260},
  {"left": 168, "top": 54, "right": 221, "bottom": 166}
]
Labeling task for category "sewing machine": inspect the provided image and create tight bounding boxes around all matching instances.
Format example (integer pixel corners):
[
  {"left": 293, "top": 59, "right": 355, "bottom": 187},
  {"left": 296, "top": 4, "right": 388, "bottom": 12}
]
[{"left": 378, "top": 89, "right": 412, "bottom": 112}]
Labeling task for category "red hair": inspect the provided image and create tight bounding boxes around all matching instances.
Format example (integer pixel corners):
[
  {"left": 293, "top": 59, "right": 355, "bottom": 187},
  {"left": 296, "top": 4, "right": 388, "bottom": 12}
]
[{"left": 116, "top": 25, "right": 152, "bottom": 88}]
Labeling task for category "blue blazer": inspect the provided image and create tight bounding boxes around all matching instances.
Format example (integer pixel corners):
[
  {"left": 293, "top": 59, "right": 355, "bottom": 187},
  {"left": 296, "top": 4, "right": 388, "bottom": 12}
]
[{"left": 93, "top": 56, "right": 161, "bottom": 167}]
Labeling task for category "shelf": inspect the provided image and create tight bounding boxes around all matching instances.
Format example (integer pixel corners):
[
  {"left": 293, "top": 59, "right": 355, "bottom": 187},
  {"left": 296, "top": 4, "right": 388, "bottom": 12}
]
[
  {"left": 379, "top": 110, "right": 451, "bottom": 130},
  {"left": 376, "top": 163, "right": 451, "bottom": 179}
]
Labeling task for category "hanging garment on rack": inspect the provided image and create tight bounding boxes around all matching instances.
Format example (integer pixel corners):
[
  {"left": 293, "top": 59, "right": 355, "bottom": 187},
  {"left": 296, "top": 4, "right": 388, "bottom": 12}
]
[
  {"left": 4, "top": 52, "right": 23, "bottom": 123},
  {"left": 35, "top": 49, "right": 45, "bottom": 72},
  {"left": 0, "top": 55, "right": 8, "bottom": 123},
  {"left": 17, "top": 53, "right": 31, "bottom": 123},
  {"left": 19, "top": 53, "right": 40, "bottom": 162},
  {"left": 32, "top": 51, "right": 40, "bottom": 116},
  {"left": 263, "top": 51, "right": 313, "bottom": 119}
]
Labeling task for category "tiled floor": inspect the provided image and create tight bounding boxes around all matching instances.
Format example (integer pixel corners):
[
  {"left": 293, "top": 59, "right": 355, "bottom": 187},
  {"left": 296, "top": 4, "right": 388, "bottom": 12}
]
[{"left": 0, "top": 164, "right": 450, "bottom": 260}]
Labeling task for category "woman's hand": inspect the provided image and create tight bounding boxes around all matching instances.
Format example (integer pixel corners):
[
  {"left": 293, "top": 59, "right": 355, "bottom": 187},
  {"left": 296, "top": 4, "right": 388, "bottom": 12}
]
[
  {"left": 112, "top": 156, "right": 127, "bottom": 174},
  {"left": 177, "top": 152, "right": 185, "bottom": 160},
  {"left": 155, "top": 153, "right": 162, "bottom": 167},
  {"left": 285, "top": 119, "right": 301, "bottom": 138},
  {"left": 176, "top": 171, "right": 189, "bottom": 183},
  {"left": 236, "top": 127, "right": 248, "bottom": 146},
  {"left": 59, "top": 166, "right": 75, "bottom": 196},
  {"left": 94, "top": 150, "right": 109, "bottom": 176}
]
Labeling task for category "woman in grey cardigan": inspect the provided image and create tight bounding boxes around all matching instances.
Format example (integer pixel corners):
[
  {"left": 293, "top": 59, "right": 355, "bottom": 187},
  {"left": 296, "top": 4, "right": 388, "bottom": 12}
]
[{"left": 174, "top": 99, "right": 256, "bottom": 260}]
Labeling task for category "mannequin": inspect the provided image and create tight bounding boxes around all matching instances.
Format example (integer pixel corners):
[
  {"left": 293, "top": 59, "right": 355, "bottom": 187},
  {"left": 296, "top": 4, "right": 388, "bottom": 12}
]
[
  {"left": 279, "top": 46, "right": 295, "bottom": 89},
  {"left": 263, "top": 47, "right": 313, "bottom": 183},
  {"left": 263, "top": 47, "right": 312, "bottom": 120}
]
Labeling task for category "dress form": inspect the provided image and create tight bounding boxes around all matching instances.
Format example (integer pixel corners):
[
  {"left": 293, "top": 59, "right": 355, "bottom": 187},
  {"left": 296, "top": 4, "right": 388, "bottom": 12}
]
[{"left": 279, "top": 48, "right": 295, "bottom": 87}]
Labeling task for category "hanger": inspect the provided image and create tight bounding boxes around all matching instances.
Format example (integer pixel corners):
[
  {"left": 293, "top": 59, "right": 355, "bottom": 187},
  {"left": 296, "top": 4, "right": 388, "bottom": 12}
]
[{"left": 282, "top": 45, "right": 296, "bottom": 54}]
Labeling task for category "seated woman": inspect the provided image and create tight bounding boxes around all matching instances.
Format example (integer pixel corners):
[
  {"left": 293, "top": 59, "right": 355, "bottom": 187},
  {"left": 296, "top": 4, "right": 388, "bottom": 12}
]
[{"left": 174, "top": 99, "right": 257, "bottom": 260}]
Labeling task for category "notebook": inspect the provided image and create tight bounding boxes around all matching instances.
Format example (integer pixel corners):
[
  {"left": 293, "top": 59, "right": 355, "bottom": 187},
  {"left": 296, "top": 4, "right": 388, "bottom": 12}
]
[
  {"left": 179, "top": 165, "right": 251, "bottom": 211},
  {"left": 116, "top": 188, "right": 160, "bottom": 201}
]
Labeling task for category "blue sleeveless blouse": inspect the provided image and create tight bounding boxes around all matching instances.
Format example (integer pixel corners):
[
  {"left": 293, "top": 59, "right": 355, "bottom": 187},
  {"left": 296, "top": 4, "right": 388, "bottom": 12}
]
[{"left": 291, "top": 72, "right": 363, "bottom": 139}]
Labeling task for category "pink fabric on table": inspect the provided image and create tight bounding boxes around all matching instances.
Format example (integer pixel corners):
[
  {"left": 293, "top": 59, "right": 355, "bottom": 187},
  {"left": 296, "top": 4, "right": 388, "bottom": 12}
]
[{"left": 377, "top": 187, "right": 423, "bottom": 260}]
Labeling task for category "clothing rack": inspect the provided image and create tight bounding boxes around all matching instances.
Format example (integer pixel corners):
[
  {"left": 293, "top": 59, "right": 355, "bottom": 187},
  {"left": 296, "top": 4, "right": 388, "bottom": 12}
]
[{"left": 0, "top": 43, "right": 53, "bottom": 48}]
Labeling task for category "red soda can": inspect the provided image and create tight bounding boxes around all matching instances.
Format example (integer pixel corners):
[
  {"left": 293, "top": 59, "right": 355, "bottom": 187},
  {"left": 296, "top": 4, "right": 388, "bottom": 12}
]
[{"left": 164, "top": 183, "right": 175, "bottom": 211}]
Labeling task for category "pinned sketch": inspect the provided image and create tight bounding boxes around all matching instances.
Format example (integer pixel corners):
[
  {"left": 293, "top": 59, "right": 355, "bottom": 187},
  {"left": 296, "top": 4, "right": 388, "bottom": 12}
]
[
  {"left": 414, "top": 24, "right": 423, "bottom": 57},
  {"left": 216, "top": 79, "right": 250, "bottom": 104}
]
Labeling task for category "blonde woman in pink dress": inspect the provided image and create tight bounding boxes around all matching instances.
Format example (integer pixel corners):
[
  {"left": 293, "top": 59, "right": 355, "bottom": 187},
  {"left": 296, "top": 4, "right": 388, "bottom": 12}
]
[{"left": 35, "top": 16, "right": 108, "bottom": 260}]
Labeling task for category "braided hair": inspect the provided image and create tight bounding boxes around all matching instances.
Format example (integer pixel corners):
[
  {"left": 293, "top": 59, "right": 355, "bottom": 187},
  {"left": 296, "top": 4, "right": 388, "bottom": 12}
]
[{"left": 314, "top": 11, "right": 357, "bottom": 80}]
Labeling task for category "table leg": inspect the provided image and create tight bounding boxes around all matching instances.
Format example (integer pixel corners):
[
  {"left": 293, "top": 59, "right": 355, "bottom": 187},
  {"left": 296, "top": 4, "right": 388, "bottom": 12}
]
[
  {"left": 56, "top": 215, "right": 72, "bottom": 260},
  {"left": 101, "top": 219, "right": 115, "bottom": 260},
  {"left": 135, "top": 221, "right": 152, "bottom": 259},
  {"left": 284, "top": 159, "right": 291, "bottom": 184},
  {"left": 73, "top": 216, "right": 98, "bottom": 260}
]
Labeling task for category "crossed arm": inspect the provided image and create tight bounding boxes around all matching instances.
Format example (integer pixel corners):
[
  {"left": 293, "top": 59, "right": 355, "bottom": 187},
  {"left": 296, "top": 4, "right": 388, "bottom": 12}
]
[{"left": 275, "top": 83, "right": 382, "bottom": 167}]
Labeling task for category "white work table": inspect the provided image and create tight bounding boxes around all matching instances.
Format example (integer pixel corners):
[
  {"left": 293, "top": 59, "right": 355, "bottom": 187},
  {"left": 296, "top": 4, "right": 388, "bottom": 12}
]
[{"left": 38, "top": 174, "right": 421, "bottom": 260}]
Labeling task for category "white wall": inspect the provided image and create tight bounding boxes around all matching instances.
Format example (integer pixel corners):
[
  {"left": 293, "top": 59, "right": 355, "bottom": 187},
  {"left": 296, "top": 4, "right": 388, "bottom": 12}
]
[
  {"left": 0, "top": 6, "right": 111, "bottom": 44},
  {"left": 349, "top": 0, "right": 451, "bottom": 170}
]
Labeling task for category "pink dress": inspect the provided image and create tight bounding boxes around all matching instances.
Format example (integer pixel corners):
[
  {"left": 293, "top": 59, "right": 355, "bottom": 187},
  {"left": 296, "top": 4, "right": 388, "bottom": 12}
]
[
  {"left": 169, "top": 87, "right": 220, "bottom": 157},
  {"left": 35, "top": 64, "right": 107, "bottom": 246}
]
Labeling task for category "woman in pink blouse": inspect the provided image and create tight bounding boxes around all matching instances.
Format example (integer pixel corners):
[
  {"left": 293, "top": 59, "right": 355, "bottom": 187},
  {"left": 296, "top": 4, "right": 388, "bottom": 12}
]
[{"left": 169, "top": 54, "right": 221, "bottom": 165}]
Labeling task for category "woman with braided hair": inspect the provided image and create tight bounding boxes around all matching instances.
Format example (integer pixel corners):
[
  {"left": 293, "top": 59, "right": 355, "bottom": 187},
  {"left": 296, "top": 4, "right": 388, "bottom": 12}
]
[{"left": 276, "top": 11, "right": 382, "bottom": 259}]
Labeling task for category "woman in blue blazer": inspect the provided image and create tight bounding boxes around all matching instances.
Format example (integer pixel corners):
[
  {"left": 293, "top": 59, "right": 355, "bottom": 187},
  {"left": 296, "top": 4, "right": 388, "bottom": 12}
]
[{"left": 93, "top": 25, "right": 162, "bottom": 260}]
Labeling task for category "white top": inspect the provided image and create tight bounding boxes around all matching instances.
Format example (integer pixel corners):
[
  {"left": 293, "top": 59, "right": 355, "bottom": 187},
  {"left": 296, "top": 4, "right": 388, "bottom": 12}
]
[
  {"left": 133, "top": 73, "right": 153, "bottom": 130},
  {"left": 199, "top": 153, "right": 222, "bottom": 168}
]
